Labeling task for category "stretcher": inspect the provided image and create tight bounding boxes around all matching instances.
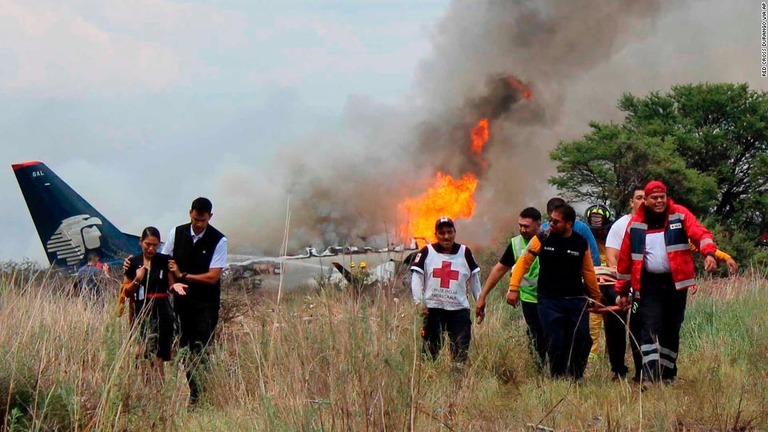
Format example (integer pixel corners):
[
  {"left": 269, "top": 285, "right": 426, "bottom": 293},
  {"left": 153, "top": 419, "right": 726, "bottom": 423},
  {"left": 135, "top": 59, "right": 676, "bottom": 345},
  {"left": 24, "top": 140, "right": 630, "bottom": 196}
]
[{"left": 588, "top": 266, "right": 629, "bottom": 314}]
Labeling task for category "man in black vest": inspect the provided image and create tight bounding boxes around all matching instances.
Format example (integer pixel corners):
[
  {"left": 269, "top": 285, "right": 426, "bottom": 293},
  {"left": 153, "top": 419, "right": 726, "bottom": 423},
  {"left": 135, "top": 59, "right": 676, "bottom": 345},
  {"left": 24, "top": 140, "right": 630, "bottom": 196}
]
[
  {"left": 507, "top": 204, "right": 601, "bottom": 379},
  {"left": 163, "top": 197, "right": 228, "bottom": 404}
]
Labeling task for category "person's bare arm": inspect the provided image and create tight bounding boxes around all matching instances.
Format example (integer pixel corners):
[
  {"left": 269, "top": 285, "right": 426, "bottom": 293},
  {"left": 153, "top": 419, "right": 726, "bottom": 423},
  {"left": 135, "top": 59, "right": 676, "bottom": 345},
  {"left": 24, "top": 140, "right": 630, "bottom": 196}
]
[
  {"left": 480, "top": 263, "right": 511, "bottom": 298},
  {"left": 475, "top": 263, "right": 511, "bottom": 324},
  {"left": 168, "top": 259, "right": 223, "bottom": 285},
  {"left": 184, "top": 269, "right": 223, "bottom": 285}
]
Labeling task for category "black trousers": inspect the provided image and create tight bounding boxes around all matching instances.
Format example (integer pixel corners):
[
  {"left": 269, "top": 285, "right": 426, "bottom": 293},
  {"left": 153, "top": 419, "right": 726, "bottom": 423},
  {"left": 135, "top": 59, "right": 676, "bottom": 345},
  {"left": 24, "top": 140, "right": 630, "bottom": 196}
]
[
  {"left": 422, "top": 308, "right": 472, "bottom": 363},
  {"left": 521, "top": 300, "right": 547, "bottom": 369},
  {"left": 176, "top": 297, "right": 220, "bottom": 402},
  {"left": 604, "top": 291, "right": 646, "bottom": 380},
  {"left": 537, "top": 295, "right": 592, "bottom": 379},
  {"left": 628, "top": 303, "right": 644, "bottom": 380},
  {"left": 637, "top": 271, "right": 687, "bottom": 382},
  {"left": 600, "top": 285, "right": 629, "bottom": 376},
  {"left": 134, "top": 296, "right": 174, "bottom": 361}
]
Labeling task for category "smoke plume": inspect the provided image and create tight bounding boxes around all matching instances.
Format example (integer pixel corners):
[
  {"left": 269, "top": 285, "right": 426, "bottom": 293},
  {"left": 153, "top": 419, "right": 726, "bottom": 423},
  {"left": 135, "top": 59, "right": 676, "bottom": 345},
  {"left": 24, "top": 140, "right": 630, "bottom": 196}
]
[{"left": 219, "top": 0, "right": 749, "bottom": 254}]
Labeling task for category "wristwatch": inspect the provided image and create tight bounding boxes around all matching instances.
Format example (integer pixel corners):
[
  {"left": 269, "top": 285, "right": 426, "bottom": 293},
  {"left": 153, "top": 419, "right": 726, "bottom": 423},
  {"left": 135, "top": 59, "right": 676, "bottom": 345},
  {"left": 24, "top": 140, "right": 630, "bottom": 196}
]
[{"left": 181, "top": 272, "right": 188, "bottom": 281}]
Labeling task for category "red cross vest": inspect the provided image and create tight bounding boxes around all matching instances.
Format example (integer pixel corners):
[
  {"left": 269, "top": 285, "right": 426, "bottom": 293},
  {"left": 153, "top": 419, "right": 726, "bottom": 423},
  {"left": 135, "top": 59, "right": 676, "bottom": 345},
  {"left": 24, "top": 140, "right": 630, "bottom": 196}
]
[{"left": 421, "top": 244, "right": 474, "bottom": 310}]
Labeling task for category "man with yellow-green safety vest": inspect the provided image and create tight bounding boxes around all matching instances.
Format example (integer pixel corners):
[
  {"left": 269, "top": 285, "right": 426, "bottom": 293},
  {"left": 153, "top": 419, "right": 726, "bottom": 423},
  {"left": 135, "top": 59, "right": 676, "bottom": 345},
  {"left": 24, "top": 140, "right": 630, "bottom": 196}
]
[{"left": 475, "top": 207, "right": 546, "bottom": 367}]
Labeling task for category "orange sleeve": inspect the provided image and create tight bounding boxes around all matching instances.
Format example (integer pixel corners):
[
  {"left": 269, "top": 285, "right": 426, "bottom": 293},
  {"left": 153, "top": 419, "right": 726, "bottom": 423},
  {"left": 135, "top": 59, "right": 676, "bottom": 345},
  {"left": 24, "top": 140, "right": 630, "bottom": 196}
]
[
  {"left": 690, "top": 241, "right": 732, "bottom": 262},
  {"left": 714, "top": 249, "right": 732, "bottom": 262},
  {"left": 582, "top": 251, "right": 601, "bottom": 301},
  {"left": 508, "top": 236, "right": 540, "bottom": 292}
]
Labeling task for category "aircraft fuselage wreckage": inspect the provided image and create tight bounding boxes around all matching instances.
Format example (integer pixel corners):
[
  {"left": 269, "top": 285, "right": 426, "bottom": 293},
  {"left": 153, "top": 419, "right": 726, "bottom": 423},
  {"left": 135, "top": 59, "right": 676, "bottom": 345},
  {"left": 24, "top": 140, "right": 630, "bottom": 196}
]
[{"left": 12, "top": 161, "right": 418, "bottom": 291}]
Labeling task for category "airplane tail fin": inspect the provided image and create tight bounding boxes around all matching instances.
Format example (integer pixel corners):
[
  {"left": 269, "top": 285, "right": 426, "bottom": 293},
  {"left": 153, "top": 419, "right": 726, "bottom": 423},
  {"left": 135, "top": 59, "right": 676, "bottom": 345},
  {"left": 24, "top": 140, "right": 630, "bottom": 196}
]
[
  {"left": 331, "top": 262, "right": 355, "bottom": 284},
  {"left": 12, "top": 161, "right": 140, "bottom": 269}
]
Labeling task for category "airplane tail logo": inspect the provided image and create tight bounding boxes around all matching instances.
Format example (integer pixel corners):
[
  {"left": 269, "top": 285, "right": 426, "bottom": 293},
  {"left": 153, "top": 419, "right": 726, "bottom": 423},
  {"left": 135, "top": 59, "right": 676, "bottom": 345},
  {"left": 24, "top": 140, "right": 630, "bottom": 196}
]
[
  {"left": 45, "top": 215, "right": 104, "bottom": 266},
  {"left": 12, "top": 161, "right": 141, "bottom": 268}
]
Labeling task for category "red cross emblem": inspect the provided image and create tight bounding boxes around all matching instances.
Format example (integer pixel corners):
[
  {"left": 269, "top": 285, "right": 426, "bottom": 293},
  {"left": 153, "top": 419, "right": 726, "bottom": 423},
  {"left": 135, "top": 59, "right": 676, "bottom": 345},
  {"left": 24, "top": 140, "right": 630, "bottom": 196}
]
[{"left": 432, "top": 260, "right": 459, "bottom": 288}]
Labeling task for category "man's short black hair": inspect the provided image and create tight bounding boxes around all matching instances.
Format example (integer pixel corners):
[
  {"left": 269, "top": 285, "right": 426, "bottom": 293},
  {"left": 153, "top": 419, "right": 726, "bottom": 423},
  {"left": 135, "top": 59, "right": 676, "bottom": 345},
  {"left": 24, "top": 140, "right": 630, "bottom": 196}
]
[
  {"left": 519, "top": 207, "right": 542, "bottom": 221},
  {"left": 191, "top": 197, "right": 213, "bottom": 214},
  {"left": 546, "top": 197, "right": 567, "bottom": 214},
  {"left": 552, "top": 204, "right": 576, "bottom": 223},
  {"left": 85, "top": 251, "right": 99, "bottom": 263},
  {"left": 632, "top": 185, "right": 645, "bottom": 194}
]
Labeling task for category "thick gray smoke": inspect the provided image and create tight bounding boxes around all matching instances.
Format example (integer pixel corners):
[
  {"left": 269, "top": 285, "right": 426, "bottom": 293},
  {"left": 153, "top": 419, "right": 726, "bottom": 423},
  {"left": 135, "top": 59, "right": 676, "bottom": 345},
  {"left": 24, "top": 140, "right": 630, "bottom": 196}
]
[
  {"left": 413, "top": 0, "right": 665, "bottom": 243},
  {"left": 217, "top": 0, "right": 763, "bottom": 255},
  {"left": 414, "top": 74, "right": 540, "bottom": 178}
]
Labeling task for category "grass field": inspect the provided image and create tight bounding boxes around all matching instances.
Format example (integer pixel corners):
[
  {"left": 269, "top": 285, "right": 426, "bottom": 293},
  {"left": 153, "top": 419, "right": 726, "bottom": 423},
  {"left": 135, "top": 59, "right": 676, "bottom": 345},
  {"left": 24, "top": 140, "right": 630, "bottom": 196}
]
[{"left": 1, "top": 265, "right": 766, "bottom": 431}]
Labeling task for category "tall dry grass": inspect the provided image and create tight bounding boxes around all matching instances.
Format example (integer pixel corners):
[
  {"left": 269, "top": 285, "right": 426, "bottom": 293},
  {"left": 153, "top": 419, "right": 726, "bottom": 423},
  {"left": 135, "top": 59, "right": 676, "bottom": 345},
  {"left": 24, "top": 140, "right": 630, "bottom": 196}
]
[{"left": 1, "top": 267, "right": 767, "bottom": 431}]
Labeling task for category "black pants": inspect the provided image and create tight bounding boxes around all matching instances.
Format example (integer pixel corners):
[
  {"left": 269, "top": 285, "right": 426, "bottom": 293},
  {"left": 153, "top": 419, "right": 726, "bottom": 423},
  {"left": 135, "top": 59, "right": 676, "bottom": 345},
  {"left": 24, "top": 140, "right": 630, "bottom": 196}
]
[
  {"left": 600, "top": 285, "right": 629, "bottom": 376},
  {"left": 422, "top": 308, "right": 472, "bottom": 363},
  {"left": 176, "top": 297, "right": 220, "bottom": 403},
  {"left": 628, "top": 302, "right": 644, "bottom": 380},
  {"left": 601, "top": 286, "right": 644, "bottom": 380},
  {"left": 521, "top": 300, "right": 547, "bottom": 369},
  {"left": 637, "top": 271, "right": 687, "bottom": 382},
  {"left": 537, "top": 295, "right": 592, "bottom": 379},
  {"left": 134, "top": 296, "right": 174, "bottom": 361}
]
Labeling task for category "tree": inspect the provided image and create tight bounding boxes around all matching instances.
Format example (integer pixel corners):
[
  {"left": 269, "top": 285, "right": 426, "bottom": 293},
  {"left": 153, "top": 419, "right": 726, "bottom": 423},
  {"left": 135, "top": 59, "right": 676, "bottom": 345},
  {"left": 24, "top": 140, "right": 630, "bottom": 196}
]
[
  {"left": 549, "top": 83, "right": 768, "bottom": 231},
  {"left": 548, "top": 121, "right": 717, "bottom": 216}
]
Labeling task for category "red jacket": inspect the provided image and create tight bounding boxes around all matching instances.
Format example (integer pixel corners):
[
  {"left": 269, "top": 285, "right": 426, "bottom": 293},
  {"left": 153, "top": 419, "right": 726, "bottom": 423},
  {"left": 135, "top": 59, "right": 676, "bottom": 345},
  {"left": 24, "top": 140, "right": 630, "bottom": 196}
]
[{"left": 615, "top": 198, "right": 716, "bottom": 295}]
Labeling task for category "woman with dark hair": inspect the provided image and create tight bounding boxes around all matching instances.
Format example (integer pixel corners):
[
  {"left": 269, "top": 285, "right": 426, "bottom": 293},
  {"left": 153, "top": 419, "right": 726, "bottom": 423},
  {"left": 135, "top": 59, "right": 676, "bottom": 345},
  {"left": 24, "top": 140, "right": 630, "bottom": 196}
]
[{"left": 121, "top": 226, "right": 187, "bottom": 381}]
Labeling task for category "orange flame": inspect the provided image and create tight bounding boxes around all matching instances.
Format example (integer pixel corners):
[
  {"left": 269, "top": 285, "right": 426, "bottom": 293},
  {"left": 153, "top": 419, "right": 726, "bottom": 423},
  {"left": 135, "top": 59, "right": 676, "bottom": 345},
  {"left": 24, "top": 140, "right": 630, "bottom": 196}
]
[
  {"left": 398, "top": 115, "right": 500, "bottom": 243},
  {"left": 508, "top": 76, "right": 533, "bottom": 99},
  {"left": 470, "top": 118, "right": 489, "bottom": 155},
  {"left": 398, "top": 172, "right": 478, "bottom": 243}
]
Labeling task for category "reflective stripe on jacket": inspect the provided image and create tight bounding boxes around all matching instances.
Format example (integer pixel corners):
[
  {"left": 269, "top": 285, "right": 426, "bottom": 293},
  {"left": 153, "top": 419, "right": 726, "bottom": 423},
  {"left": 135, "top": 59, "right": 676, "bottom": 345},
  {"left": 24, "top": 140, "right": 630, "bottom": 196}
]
[{"left": 615, "top": 198, "right": 716, "bottom": 295}]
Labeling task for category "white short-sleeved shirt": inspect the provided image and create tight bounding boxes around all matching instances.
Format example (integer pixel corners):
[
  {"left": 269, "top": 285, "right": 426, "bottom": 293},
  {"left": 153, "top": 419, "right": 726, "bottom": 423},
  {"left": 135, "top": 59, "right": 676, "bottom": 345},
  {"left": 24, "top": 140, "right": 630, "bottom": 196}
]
[
  {"left": 161, "top": 226, "right": 228, "bottom": 269},
  {"left": 606, "top": 214, "right": 631, "bottom": 250}
]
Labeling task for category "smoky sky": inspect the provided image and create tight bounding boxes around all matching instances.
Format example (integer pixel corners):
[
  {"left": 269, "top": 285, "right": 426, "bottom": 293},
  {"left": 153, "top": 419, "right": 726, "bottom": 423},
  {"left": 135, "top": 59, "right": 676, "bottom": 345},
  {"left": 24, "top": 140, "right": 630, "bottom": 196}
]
[
  {"left": 4, "top": 0, "right": 766, "bottom": 262},
  {"left": 219, "top": 0, "right": 685, "bottom": 254}
]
